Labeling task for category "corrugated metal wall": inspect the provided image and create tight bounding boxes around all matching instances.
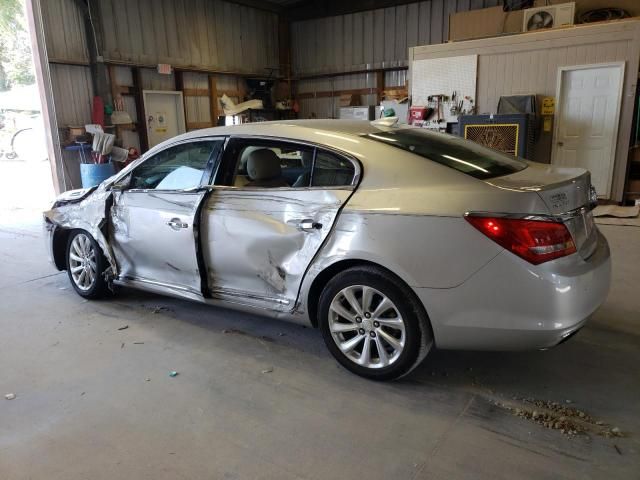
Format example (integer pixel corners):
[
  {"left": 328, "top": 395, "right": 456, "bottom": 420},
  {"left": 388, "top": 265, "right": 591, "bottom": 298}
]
[
  {"left": 40, "top": 0, "right": 280, "bottom": 157},
  {"left": 291, "top": 0, "right": 501, "bottom": 76},
  {"left": 97, "top": 0, "right": 279, "bottom": 73},
  {"left": 183, "top": 72, "right": 212, "bottom": 125},
  {"left": 49, "top": 65, "right": 94, "bottom": 127},
  {"left": 297, "top": 73, "right": 378, "bottom": 119},
  {"left": 41, "top": 0, "right": 88, "bottom": 63},
  {"left": 292, "top": 0, "right": 501, "bottom": 117}
]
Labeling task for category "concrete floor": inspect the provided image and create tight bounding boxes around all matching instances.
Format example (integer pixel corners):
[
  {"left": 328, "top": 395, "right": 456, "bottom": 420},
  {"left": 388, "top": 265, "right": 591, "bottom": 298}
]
[{"left": 1, "top": 164, "right": 639, "bottom": 479}]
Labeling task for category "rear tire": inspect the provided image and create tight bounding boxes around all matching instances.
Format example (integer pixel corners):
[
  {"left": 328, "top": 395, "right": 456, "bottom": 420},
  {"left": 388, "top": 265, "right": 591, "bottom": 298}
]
[
  {"left": 318, "top": 265, "right": 432, "bottom": 381},
  {"left": 66, "top": 230, "right": 110, "bottom": 299}
]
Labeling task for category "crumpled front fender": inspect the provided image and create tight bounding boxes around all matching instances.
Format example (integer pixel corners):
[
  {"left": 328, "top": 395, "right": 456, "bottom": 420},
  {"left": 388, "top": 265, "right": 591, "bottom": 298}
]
[{"left": 43, "top": 185, "right": 118, "bottom": 278}]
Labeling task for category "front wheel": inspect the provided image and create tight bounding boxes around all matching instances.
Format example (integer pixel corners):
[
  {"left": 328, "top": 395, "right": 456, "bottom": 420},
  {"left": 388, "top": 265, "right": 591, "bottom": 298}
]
[
  {"left": 66, "top": 230, "right": 110, "bottom": 299},
  {"left": 318, "top": 266, "right": 432, "bottom": 381}
]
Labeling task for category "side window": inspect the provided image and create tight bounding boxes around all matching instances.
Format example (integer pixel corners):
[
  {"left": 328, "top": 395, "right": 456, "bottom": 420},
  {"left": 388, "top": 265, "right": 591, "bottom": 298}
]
[
  {"left": 231, "top": 143, "right": 313, "bottom": 188},
  {"left": 312, "top": 151, "right": 355, "bottom": 187},
  {"left": 129, "top": 141, "right": 219, "bottom": 190}
]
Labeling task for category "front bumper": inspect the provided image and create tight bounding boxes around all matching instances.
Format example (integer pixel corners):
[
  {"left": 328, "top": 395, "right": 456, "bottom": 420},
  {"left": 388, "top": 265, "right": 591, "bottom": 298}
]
[
  {"left": 414, "top": 230, "right": 611, "bottom": 351},
  {"left": 43, "top": 216, "right": 59, "bottom": 269}
]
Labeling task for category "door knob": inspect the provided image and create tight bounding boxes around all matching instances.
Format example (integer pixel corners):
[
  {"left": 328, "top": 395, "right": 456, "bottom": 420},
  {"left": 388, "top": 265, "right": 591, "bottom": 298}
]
[
  {"left": 296, "top": 219, "right": 322, "bottom": 231},
  {"left": 166, "top": 218, "right": 188, "bottom": 230}
]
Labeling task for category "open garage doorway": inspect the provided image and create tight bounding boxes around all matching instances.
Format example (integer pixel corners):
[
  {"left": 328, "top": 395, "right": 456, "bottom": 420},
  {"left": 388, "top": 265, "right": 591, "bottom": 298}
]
[{"left": 0, "top": 0, "right": 54, "bottom": 225}]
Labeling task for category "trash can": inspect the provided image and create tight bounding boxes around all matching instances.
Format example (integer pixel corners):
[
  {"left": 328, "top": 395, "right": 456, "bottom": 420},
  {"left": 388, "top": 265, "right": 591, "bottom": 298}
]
[{"left": 80, "top": 162, "right": 116, "bottom": 188}]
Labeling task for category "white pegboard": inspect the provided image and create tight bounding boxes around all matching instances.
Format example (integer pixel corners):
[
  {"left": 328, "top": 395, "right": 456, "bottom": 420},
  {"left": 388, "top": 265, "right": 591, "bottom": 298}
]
[{"left": 411, "top": 54, "right": 478, "bottom": 122}]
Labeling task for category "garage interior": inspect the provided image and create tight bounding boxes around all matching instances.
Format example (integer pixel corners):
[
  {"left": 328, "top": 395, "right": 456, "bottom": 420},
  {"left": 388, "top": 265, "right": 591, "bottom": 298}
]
[{"left": 1, "top": 0, "right": 640, "bottom": 478}]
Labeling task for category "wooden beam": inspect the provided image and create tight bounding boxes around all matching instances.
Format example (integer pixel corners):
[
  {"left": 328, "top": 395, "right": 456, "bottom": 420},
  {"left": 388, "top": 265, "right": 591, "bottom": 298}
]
[
  {"left": 132, "top": 67, "right": 149, "bottom": 152},
  {"left": 182, "top": 88, "right": 210, "bottom": 97},
  {"left": 296, "top": 87, "right": 379, "bottom": 100},
  {"left": 209, "top": 75, "right": 218, "bottom": 125},
  {"left": 186, "top": 121, "right": 214, "bottom": 131},
  {"left": 375, "top": 70, "right": 385, "bottom": 105},
  {"left": 218, "top": 89, "right": 243, "bottom": 98},
  {"left": 295, "top": 66, "right": 407, "bottom": 81},
  {"left": 104, "top": 60, "right": 280, "bottom": 79}
]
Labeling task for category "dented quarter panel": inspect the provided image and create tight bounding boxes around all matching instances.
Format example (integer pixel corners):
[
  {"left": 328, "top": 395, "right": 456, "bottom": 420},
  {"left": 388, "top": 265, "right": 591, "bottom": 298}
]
[{"left": 201, "top": 187, "right": 352, "bottom": 311}]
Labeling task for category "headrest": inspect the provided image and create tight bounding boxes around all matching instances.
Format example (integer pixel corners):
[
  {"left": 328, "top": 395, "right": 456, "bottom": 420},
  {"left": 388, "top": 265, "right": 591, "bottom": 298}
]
[
  {"left": 300, "top": 150, "right": 314, "bottom": 167},
  {"left": 246, "top": 149, "right": 281, "bottom": 181}
]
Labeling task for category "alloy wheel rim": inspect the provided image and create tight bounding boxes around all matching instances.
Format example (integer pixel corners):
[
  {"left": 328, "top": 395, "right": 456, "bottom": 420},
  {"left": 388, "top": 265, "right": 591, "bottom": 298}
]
[
  {"left": 328, "top": 285, "right": 406, "bottom": 369},
  {"left": 69, "top": 234, "right": 97, "bottom": 291}
]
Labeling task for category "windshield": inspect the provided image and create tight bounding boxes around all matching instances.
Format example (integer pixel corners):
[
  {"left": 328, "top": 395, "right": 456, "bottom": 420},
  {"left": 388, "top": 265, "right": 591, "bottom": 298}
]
[{"left": 364, "top": 128, "right": 527, "bottom": 180}]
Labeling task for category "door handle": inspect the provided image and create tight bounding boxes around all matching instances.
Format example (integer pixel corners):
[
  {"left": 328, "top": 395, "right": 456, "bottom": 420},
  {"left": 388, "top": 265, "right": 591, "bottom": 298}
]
[
  {"left": 557, "top": 141, "right": 564, "bottom": 146},
  {"left": 166, "top": 218, "right": 188, "bottom": 230},
  {"left": 296, "top": 219, "right": 322, "bottom": 231}
]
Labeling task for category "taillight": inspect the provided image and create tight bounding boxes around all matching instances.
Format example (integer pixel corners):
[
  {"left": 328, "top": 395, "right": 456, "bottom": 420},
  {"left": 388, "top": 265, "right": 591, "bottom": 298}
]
[{"left": 465, "top": 215, "right": 576, "bottom": 265}]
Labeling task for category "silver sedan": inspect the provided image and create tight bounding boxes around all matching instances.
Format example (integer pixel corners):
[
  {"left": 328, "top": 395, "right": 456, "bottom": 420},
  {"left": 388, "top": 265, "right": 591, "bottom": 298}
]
[{"left": 44, "top": 120, "right": 611, "bottom": 380}]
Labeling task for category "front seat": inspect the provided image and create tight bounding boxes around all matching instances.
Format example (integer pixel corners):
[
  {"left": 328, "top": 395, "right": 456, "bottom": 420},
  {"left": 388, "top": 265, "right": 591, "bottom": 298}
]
[{"left": 245, "top": 149, "right": 289, "bottom": 188}]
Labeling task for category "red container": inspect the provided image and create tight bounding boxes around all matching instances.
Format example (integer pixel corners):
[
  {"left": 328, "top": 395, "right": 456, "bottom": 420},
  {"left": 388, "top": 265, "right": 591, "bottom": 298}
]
[{"left": 409, "top": 106, "right": 427, "bottom": 124}]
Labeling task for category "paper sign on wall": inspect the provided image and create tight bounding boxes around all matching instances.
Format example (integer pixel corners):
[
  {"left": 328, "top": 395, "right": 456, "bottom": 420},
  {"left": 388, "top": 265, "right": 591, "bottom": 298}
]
[
  {"left": 155, "top": 112, "right": 167, "bottom": 133},
  {"left": 541, "top": 97, "right": 555, "bottom": 116}
]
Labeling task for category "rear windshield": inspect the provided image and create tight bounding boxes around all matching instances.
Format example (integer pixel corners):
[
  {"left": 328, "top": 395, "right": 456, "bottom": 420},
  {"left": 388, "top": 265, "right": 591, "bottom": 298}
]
[{"left": 364, "top": 128, "right": 527, "bottom": 179}]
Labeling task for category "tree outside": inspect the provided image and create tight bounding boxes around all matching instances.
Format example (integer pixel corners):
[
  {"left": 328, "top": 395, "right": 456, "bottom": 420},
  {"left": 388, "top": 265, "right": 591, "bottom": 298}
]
[{"left": 0, "top": 0, "right": 35, "bottom": 91}]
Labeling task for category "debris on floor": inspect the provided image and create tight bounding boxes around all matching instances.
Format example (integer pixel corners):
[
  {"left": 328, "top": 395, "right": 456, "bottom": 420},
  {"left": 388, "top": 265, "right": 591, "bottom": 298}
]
[
  {"left": 145, "top": 305, "right": 172, "bottom": 314},
  {"left": 145, "top": 378, "right": 151, "bottom": 382},
  {"left": 5, "top": 393, "right": 16, "bottom": 400},
  {"left": 169, "top": 371, "right": 179, "bottom": 377},
  {"left": 117, "top": 325, "right": 129, "bottom": 331},
  {"left": 261, "top": 367, "right": 274, "bottom": 374},
  {"left": 493, "top": 396, "right": 624, "bottom": 438},
  {"left": 133, "top": 342, "right": 144, "bottom": 345},
  {"left": 223, "top": 328, "right": 276, "bottom": 344}
]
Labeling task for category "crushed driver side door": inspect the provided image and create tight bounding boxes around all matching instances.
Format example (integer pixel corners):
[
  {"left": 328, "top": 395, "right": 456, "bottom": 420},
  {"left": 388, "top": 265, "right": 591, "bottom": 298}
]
[{"left": 200, "top": 137, "right": 360, "bottom": 311}]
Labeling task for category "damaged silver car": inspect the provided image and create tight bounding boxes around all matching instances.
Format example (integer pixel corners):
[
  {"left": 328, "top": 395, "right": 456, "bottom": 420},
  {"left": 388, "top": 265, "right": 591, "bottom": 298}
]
[{"left": 44, "top": 120, "right": 611, "bottom": 380}]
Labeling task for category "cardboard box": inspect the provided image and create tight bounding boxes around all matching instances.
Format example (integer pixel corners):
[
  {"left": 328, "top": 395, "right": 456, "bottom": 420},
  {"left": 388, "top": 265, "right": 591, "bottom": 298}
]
[
  {"left": 339, "top": 94, "right": 361, "bottom": 107},
  {"left": 449, "top": 0, "right": 640, "bottom": 42},
  {"left": 449, "top": 6, "right": 522, "bottom": 42}
]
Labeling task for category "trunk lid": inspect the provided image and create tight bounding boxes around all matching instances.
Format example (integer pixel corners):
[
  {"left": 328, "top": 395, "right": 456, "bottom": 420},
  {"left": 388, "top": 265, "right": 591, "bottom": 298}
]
[{"left": 486, "top": 163, "right": 597, "bottom": 259}]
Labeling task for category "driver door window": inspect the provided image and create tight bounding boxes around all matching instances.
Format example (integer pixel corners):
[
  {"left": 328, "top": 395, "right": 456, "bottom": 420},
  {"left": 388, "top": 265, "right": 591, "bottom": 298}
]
[{"left": 130, "top": 141, "right": 219, "bottom": 190}]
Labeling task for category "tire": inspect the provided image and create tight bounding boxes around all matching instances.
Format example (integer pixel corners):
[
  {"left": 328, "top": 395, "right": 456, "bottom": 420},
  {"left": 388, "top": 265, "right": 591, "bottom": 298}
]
[
  {"left": 318, "top": 265, "right": 433, "bottom": 381},
  {"left": 66, "top": 230, "right": 111, "bottom": 299}
]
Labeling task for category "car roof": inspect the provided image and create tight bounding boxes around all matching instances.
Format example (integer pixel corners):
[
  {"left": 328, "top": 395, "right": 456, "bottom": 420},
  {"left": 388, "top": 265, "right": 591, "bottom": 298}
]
[
  {"left": 146, "top": 119, "right": 406, "bottom": 156},
  {"left": 185, "top": 119, "right": 390, "bottom": 138}
]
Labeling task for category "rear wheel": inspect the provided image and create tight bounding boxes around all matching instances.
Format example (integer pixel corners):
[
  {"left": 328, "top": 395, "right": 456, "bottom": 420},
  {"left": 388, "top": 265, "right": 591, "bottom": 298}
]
[
  {"left": 66, "top": 230, "right": 110, "bottom": 299},
  {"left": 318, "top": 266, "right": 432, "bottom": 380}
]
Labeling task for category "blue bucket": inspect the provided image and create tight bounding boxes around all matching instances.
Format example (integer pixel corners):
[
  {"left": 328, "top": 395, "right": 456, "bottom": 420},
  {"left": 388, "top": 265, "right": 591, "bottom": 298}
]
[{"left": 80, "top": 162, "right": 116, "bottom": 188}]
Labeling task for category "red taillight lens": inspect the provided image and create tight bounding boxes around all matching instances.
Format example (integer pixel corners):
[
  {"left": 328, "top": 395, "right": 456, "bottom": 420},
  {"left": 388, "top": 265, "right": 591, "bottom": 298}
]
[{"left": 465, "top": 215, "right": 576, "bottom": 265}]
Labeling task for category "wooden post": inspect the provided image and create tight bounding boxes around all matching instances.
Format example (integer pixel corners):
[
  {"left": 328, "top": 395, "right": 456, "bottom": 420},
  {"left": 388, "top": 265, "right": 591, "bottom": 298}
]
[
  {"left": 208, "top": 75, "right": 218, "bottom": 126},
  {"left": 132, "top": 67, "right": 149, "bottom": 152},
  {"left": 376, "top": 70, "right": 385, "bottom": 105}
]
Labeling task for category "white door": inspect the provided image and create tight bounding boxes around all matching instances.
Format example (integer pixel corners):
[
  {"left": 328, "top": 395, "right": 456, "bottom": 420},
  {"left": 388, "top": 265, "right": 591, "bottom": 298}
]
[
  {"left": 143, "top": 90, "right": 186, "bottom": 148},
  {"left": 552, "top": 63, "right": 624, "bottom": 198}
]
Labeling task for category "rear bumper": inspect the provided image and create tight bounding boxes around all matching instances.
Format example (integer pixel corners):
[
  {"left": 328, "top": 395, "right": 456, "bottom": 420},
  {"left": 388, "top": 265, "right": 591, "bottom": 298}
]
[{"left": 414, "top": 230, "right": 611, "bottom": 351}]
